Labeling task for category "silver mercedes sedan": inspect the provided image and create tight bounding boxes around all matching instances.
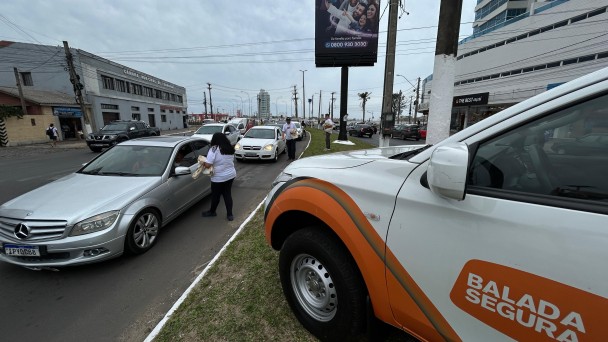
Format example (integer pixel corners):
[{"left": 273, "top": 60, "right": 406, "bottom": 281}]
[{"left": 0, "top": 136, "right": 212, "bottom": 269}]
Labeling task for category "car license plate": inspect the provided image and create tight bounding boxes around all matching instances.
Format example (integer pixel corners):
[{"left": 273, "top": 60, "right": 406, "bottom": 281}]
[
  {"left": 91, "top": 144, "right": 104, "bottom": 147},
  {"left": 245, "top": 153, "right": 257, "bottom": 157},
  {"left": 3, "top": 244, "right": 40, "bottom": 257}
]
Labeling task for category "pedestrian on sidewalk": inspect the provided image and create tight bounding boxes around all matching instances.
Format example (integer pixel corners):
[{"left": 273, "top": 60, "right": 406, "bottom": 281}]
[
  {"left": 201, "top": 132, "right": 237, "bottom": 221},
  {"left": 322, "top": 114, "right": 334, "bottom": 150},
  {"left": 47, "top": 123, "right": 59, "bottom": 147},
  {"left": 282, "top": 117, "right": 298, "bottom": 160}
]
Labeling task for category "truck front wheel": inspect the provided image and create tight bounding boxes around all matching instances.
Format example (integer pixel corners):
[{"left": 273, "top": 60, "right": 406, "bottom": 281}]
[{"left": 279, "top": 227, "right": 367, "bottom": 341}]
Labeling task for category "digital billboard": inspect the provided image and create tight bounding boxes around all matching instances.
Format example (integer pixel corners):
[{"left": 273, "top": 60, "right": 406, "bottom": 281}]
[{"left": 315, "top": 0, "right": 381, "bottom": 67}]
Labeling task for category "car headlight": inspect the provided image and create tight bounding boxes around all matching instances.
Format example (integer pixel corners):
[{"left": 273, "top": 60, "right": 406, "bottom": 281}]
[
  {"left": 235, "top": 142, "right": 241, "bottom": 150},
  {"left": 106, "top": 134, "right": 117, "bottom": 140},
  {"left": 272, "top": 172, "right": 294, "bottom": 187},
  {"left": 70, "top": 211, "right": 119, "bottom": 236},
  {"left": 263, "top": 144, "right": 274, "bottom": 151}
]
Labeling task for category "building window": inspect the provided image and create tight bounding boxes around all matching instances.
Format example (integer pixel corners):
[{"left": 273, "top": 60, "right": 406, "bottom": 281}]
[
  {"left": 161, "top": 109, "right": 166, "bottom": 113},
  {"left": 169, "top": 110, "right": 174, "bottom": 113},
  {"left": 161, "top": 115, "right": 167, "bottom": 122},
  {"left": 115, "top": 79, "right": 126, "bottom": 92},
  {"left": 143, "top": 86, "right": 153, "bottom": 97},
  {"left": 102, "top": 75, "right": 115, "bottom": 90},
  {"left": 101, "top": 103, "right": 119, "bottom": 110},
  {"left": 162, "top": 92, "right": 169, "bottom": 100},
  {"left": 132, "top": 84, "right": 143, "bottom": 95},
  {"left": 155, "top": 90, "right": 162, "bottom": 99},
  {"left": 20, "top": 72, "right": 33, "bottom": 86},
  {"left": 131, "top": 106, "right": 140, "bottom": 111},
  {"left": 148, "top": 108, "right": 154, "bottom": 112},
  {"left": 177, "top": 95, "right": 183, "bottom": 103},
  {"left": 132, "top": 113, "right": 141, "bottom": 120},
  {"left": 170, "top": 93, "right": 176, "bottom": 102}
]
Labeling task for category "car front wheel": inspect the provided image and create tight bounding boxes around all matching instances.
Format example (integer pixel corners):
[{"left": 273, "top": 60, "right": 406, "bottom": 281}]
[
  {"left": 279, "top": 228, "right": 367, "bottom": 341},
  {"left": 125, "top": 209, "right": 160, "bottom": 255}
]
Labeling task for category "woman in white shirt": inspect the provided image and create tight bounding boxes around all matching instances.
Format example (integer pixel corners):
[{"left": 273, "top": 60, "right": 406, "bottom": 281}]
[{"left": 201, "top": 132, "right": 237, "bottom": 221}]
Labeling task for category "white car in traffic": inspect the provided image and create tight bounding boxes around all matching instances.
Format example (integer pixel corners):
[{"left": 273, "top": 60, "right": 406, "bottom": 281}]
[
  {"left": 234, "top": 126, "right": 286, "bottom": 162},
  {"left": 192, "top": 123, "right": 240, "bottom": 146}
]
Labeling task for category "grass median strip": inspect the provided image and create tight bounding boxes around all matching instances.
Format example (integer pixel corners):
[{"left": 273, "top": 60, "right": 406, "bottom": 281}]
[{"left": 152, "top": 128, "right": 375, "bottom": 341}]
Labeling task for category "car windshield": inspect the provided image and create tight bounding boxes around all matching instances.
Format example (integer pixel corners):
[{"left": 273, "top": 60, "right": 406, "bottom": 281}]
[
  {"left": 195, "top": 125, "right": 223, "bottom": 134},
  {"left": 244, "top": 128, "right": 275, "bottom": 139},
  {"left": 79, "top": 145, "right": 173, "bottom": 176},
  {"left": 101, "top": 123, "right": 129, "bottom": 131},
  {"left": 294, "top": 123, "right": 301, "bottom": 128}
]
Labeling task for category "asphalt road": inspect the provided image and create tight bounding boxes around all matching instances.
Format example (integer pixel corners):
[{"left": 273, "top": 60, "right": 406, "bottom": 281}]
[{"left": 0, "top": 137, "right": 304, "bottom": 341}]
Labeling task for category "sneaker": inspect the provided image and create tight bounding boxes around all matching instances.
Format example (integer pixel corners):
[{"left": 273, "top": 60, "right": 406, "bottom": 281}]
[
  {"left": 227, "top": 215, "right": 234, "bottom": 221},
  {"left": 201, "top": 211, "right": 217, "bottom": 217}
]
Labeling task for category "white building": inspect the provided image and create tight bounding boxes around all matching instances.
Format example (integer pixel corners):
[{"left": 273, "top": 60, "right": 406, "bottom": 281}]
[
  {"left": 420, "top": 0, "right": 608, "bottom": 130},
  {"left": 257, "top": 89, "right": 271, "bottom": 121}
]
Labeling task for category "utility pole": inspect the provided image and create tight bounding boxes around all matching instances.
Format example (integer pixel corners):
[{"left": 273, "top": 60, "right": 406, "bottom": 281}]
[
  {"left": 203, "top": 92, "right": 208, "bottom": 116},
  {"left": 300, "top": 70, "right": 307, "bottom": 120},
  {"left": 318, "top": 90, "right": 322, "bottom": 119},
  {"left": 409, "top": 95, "right": 413, "bottom": 122},
  {"left": 427, "top": 0, "right": 463, "bottom": 144},
  {"left": 63, "top": 41, "right": 93, "bottom": 134},
  {"left": 379, "top": 0, "right": 399, "bottom": 147},
  {"left": 330, "top": 92, "right": 335, "bottom": 121},
  {"left": 13, "top": 68, "right": 28, "bottom": 115},
  {"left": 397, "top": 90, "right": 402, "bottom": 124},
  {"left": 207, "top": 83, "right": 213, "bottom": 117},
  {"left": 293, "top": 85, "right": 299, "bottom": 118},
  {"left": 414, "top": 77, "right": 421, "bottom": 123}
]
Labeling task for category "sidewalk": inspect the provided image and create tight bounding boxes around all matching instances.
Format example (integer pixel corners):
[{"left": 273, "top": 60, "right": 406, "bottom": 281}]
[{"left": 0, "top": 127, "right": 198, "bottom": 159}]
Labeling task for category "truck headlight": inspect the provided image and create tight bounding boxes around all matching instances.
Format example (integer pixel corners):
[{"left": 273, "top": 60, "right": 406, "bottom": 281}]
[{"left": 70, "top": 211, "right": 119, "bottom": 236}]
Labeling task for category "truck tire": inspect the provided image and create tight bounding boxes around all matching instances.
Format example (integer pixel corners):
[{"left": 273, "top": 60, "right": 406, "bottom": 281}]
[{"left": 279, "top": 227, "right": 367, "bottom": 341}]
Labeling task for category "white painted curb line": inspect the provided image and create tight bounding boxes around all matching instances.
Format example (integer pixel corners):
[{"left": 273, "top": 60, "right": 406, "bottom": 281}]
[{"left": 144, "top": 199, "right": 265, "bottom": 342}]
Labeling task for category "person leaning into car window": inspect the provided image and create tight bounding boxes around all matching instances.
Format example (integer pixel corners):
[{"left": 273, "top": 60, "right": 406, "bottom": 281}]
[
  {"left": 282, "top": 117, "right": 298, "bottom": 160},
  {"left": 201, "top": 132, "right": 237, "bottom": 221}
]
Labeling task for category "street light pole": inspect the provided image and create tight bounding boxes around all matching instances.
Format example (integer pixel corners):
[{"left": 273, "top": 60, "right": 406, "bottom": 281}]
[
  {"left": 241, "top": 91, "right": 251, "bottom": 117},
  {"left": 299, "top": 69, "right": 307, "bottom": 120},
  {"left": 236, "top": 95, "right": 243, "bottom": 117},
  {"left": 276, "top": 96, "right": 282, "bottom": 117}
]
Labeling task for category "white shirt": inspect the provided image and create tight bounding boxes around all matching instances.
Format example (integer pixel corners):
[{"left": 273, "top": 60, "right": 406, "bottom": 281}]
[
  {"left": 206, "top": 146, "right": 236, "bottom": 182},
  {"left": 282, "top": 122, "right": 297, "bottom": 140},
  {"left": 323, "top": 119, "right": 334, "bottom": 133}
]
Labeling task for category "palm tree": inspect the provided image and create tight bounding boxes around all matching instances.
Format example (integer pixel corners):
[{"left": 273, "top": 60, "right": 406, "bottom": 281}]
[{"left": 358, "top": 92, "right": 371, "bottom": 122}]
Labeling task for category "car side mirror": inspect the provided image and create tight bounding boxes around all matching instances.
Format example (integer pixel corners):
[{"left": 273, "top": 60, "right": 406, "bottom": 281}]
[
  {"left": 427, "top": 142, "right": 469, "bottom": 200},
  {"left": 174, "top": 166, "right": 191, "bottom": 176}
]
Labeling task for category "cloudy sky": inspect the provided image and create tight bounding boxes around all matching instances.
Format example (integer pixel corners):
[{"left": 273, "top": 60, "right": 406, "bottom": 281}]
[{"left": 1, "top": 0, "right": 476, "bottom": 120}]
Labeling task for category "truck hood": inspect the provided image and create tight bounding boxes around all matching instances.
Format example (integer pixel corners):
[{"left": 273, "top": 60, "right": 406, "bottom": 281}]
[
  {"left": 288, "top": 144, "right": 423, "bottom": 170},
  {"left": 0, "top": 173, "right": 160, "bottom": 223}
]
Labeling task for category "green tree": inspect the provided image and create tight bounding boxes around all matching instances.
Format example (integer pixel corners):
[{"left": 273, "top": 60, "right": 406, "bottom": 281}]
[
  {"left": 358, "top": 92, "right": 371, "bottom": 122},
  {"left": 391, "top": 91, "right": 407, "bottom": 123}
]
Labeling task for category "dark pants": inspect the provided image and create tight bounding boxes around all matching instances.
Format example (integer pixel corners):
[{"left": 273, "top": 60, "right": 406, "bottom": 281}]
[
  {"left": 209, "top": 178, "right": 234, "bottom": 215},
  {"left": 286, "top": 139, "right": 296, "bottom": 159},
  {"left": 325, "top": 132, "right": 331, "bottom": 149}
]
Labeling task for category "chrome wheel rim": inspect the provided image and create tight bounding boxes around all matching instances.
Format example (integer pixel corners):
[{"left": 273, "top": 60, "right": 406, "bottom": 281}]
[
  {"left": 133, "top": 213, "right": 159, "bottom": 248},
  {"left": 290, "top": 253, "right": 337, "bottom": 322}
]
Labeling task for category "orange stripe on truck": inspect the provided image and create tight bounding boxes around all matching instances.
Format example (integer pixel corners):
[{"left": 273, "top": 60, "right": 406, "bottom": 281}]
[{"left": 265, "top": 178, "right": 461, "bottom": 341}]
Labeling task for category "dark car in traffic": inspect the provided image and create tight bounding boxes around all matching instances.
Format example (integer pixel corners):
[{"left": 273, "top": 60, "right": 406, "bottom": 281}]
[
  {"left": 390, "top": 124, "right": 421, "bottom": 140},
  {"left": 348, "top": 124, "right": 374, "bottom": 138}
]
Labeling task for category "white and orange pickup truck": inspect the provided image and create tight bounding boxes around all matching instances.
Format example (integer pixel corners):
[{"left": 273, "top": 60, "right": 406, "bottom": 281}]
[{"left": 264, "top": 67, "right": 608, "bottom": 341}]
